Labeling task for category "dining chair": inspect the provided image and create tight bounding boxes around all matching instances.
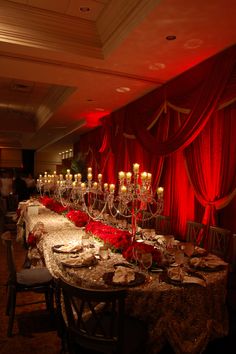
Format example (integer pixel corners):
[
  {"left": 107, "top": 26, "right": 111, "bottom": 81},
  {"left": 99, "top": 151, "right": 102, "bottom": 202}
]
[
  {"left": 0, "top": 196, "right": 17, "bottom": 233},
  {"left": 155, "top": 215, "right": 171, "bottom": 235},
  {"left": 208, "top": 226, "right": 231, "bottom": 260},
  {"left": 1, "top": 231, "right": 54, "bottom": 337},
  {"left": 56, "top": 278, "right": 148, "bottom": 354},
  {"left": 185, "top": 220, "right": 206, "bottom": 246}
]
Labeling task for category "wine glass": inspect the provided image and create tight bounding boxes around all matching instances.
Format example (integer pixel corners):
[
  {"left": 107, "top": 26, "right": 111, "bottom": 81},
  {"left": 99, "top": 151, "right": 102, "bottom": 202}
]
[
  {"left": 183, "top": 242, "right": 195, "bottom": 257},
  {"left": 99, "top": 246, "right": 109, "bottom": 260},
  {"left": 136, "top": 248, "right": 144, "bottom": 271},
  {"left": 175, "top": 250, "right": 185, "bottom": 266},
  {"left": 132, "top": 247, "right": 138, "bottom": 266},
  {"left": 82, "top": 234, "right": 90, "bottom": 248},
  {"left": 141, "top": 252, "right": 153, "bottom": 274}
]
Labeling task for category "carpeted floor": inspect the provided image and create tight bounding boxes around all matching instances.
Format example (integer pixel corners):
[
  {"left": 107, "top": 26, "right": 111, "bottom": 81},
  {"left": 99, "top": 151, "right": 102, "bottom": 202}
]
[{"left": 1, "top": 232, "right": 236, "bottom": 354}]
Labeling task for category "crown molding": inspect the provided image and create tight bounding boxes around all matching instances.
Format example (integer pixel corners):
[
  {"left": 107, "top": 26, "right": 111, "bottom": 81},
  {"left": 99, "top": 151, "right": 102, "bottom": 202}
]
[
  {"left": 37, "top": 119, "right": 86, "bottom": 152},
  {"left": 97, "top": 0, "right": 161, "bottom": 56},
  {"left": 0, "top": 0, "right": 103, "bottom": 59},
  {"left": 0, "top": 0, "right": 160, "bottom": 59},
  {"left": 0, "top": 50, "right": 163, "bottom": 85},
  {"left": 36, "top": 86, "right": 76, "bottom": 130}
]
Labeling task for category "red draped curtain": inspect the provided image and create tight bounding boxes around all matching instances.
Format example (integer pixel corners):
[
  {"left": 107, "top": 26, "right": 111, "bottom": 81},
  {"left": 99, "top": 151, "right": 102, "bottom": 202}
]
[
  {"left": 76, "top": 44, "right": 236, "bottom": 239},
  {"left": 184, "top": 102, "right": 236, "bottom": 237}
]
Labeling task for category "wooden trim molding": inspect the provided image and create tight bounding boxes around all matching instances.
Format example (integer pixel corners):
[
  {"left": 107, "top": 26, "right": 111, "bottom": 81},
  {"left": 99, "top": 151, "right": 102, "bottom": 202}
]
[{"left": 0, "top": 0, "right": 160, "bottom": 59}]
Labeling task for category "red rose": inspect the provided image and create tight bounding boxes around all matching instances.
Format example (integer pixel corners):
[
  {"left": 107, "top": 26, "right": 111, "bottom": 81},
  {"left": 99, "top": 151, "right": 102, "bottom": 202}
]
[{"left": 27, "top": 232, "right": 37, "bottom": 247}]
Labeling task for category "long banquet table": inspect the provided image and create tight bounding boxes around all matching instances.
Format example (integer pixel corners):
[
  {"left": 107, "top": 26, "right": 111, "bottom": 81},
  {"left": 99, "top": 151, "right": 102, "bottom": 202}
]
[{"left": 18, "top": 202, "right": 229, "bottom": 354}]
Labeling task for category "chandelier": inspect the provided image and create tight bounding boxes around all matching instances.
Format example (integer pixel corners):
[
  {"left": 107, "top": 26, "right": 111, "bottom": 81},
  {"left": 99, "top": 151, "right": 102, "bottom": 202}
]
[{"left": 36, "top": 164, "right": 164, "bottom": 241}]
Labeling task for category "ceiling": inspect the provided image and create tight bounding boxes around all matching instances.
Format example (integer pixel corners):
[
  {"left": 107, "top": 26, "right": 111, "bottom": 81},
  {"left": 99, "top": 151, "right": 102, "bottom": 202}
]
[{"left": 0, "top": 0, "right": 235, "bottom": 153}]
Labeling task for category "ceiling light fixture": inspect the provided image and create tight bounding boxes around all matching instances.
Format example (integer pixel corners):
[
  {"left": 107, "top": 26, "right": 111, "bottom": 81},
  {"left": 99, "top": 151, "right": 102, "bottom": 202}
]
[
  {"left": 95, "top": 108, "right": 105, "bottom": 111},
  {"left": 166, "top": 35, "right": 176, "bottom": 41},
  {"left": 116, "top": 87, "right": 131, "bottom": 93},
  {"left": 11, "top": 81, "right": 34, "bottom": 92},
  {"left": 80, "top": 7, "right": 90, "bottom": 12},
  {"left": 149, "top": 63, "right": 166, "bottom": 71}
]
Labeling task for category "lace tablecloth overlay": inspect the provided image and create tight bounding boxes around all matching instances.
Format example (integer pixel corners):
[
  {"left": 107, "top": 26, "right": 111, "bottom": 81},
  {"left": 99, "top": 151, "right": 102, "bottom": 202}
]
[{"left": 20, "top": 203, "right": 229, "bottom": 354}]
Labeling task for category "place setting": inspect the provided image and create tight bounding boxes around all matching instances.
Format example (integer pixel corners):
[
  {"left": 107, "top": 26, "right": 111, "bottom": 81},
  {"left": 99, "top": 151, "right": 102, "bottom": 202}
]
[
  {"left": 188, "top": 254, "right": 228, "bottom": 272},
  {"left": 60, "top": 251, "right": 98, "bottom": 268},
  {"left": 102, "top": 250, "right": 154, "bottom": 287},
  {"left": 52, "top": 243, "right": 83, "bottom": 254},
  {"left": 103, "top": 263, "right": 147, "bottom": 287}
]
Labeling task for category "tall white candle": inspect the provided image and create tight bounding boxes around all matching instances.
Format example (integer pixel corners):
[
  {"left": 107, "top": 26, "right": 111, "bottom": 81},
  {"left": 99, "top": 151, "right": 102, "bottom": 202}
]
[{"left": 133, "top": 163, "right": 140, "bottom": 174}]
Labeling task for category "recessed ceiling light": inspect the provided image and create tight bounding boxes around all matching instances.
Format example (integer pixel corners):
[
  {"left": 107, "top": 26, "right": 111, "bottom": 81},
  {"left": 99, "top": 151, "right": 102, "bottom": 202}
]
[
  {"left": 184, "top": 39, "right": 203, "bottom": 49},
  {"left": 11, "top": 81, "right": 34, "bottom": 92},
  {"left": 80, "top": 7, "right": 90, "bottom": 12},
  {"left": 116, "top": 87, "right": 131, "bottom": 93},
  {"left": 149, "top": 63, "right": 166, "bottom": 71},
  {"left": 166, "top": 35, "right": 176, "bottom": 41}
]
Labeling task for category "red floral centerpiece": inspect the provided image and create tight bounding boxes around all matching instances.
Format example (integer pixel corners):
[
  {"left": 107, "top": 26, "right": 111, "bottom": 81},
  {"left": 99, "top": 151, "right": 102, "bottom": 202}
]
[
  {"left": 85, "top": 221, "right": 132, "bottom": 251},
  {"left": 122, "top": 241, "right": 163, "bottom": 266},
  {"left": 66, "top": 210, "right": 89, "bottom": 227},
  {"left": 39, "top": 196, "right": 68, "bottom": 214}
]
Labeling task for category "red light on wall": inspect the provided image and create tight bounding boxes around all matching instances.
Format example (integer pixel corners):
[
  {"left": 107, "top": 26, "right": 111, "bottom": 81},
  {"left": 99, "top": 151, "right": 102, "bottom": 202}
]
[{"left": 85, "top": 110, "right": 110, "bottom": 127}]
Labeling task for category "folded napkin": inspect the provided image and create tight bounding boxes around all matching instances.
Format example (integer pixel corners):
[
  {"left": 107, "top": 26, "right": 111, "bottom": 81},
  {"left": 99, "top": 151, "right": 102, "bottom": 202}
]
[
  {"left": 112, "top": 266, "right": 135, "bottom": 284},
  {"left": 63, "top": 252, "right": 96, "bottom": 267},
  {"left": 189, "top": 255, "right": 227, "bottom": 269},
  {"left": 167, "top": 267, "right": 185, "bottom": 282},
  {"left": 167, "top": 266, "right": 206, "bottom": 286},
  {"left": 193, "top": 246, "right": 207, "bottom": 257},
  {"left": 56, "top": 244, "right": 83, "bottom": 253}
]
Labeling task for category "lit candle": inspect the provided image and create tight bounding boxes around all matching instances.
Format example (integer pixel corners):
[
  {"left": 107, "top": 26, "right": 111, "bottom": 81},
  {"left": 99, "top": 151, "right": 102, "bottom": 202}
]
[
  {"left": 126, "top": 172, "right": 132, "bottom": 180},
  {"left": 81, "top": 182, "right": 86, "bottom": 191},
  {"left": 109, "top": 184, "right": 115, "bottom": 193},
  {"left": 77, "top": 173, "right": 82, "bottom": 180},
  {"left": 87, "top": 173, "right": 92, "bottom": 180},
  {"left": 157, "top": 186, "right": 164, "bottom": 195},
  {"left": 119, "top": 171, "right": 125, "bottom": 179},
  {"left": 147, "top": 173, "right": 152, "bottom": 181},
  {"left": 67, "top": 169, "right": 70, "bottom": 174},
  {"left": 104, "top": 183, "right": 108, "bottom": 191},
  {"left": 133, "top": 163, "right": 140, "bottom": 174},
  {"left": 98, "top": 173, "right": 102, "bottom": 181},
  {"left": 88, "top": 167, "right": 92, "bottom": 173},
  {"left": 93, "top": 182, "right": 98, "bottom": 189},
  {"left": 141, "top": 172, "right": 147, "bottom": 180},
  {"left": 121, "top": 185, "right": 127, "bottom": 194}
]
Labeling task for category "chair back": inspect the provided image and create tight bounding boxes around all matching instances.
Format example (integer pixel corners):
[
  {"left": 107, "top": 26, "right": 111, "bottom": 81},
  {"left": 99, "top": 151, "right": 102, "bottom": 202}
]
[
  {"left": 186, "top": 221, "right": 206, "bottom": 246},
  {"left": 1, "top": 231, "right": 17, "bottom": 284},
  {"left": 208, "top": 226, "right": 231, "bottom": 260},
  {"left": 59, "top": 278, "right": 127, "bottom": 354},
  {"left": 155, "top": 215, "right": 171, "bottom": 235}
]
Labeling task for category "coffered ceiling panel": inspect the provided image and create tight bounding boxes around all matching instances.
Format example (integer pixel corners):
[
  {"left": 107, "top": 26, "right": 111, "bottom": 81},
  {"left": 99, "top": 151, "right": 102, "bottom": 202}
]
[{"left": 0, "top": 0, "right": 235, "bottom": 153}]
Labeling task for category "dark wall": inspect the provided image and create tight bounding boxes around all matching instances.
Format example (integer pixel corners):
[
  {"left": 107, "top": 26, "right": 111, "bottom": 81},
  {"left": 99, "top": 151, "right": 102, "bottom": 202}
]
[{"left": 22, "top": 149, "right": 35, "bottom": 176}]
